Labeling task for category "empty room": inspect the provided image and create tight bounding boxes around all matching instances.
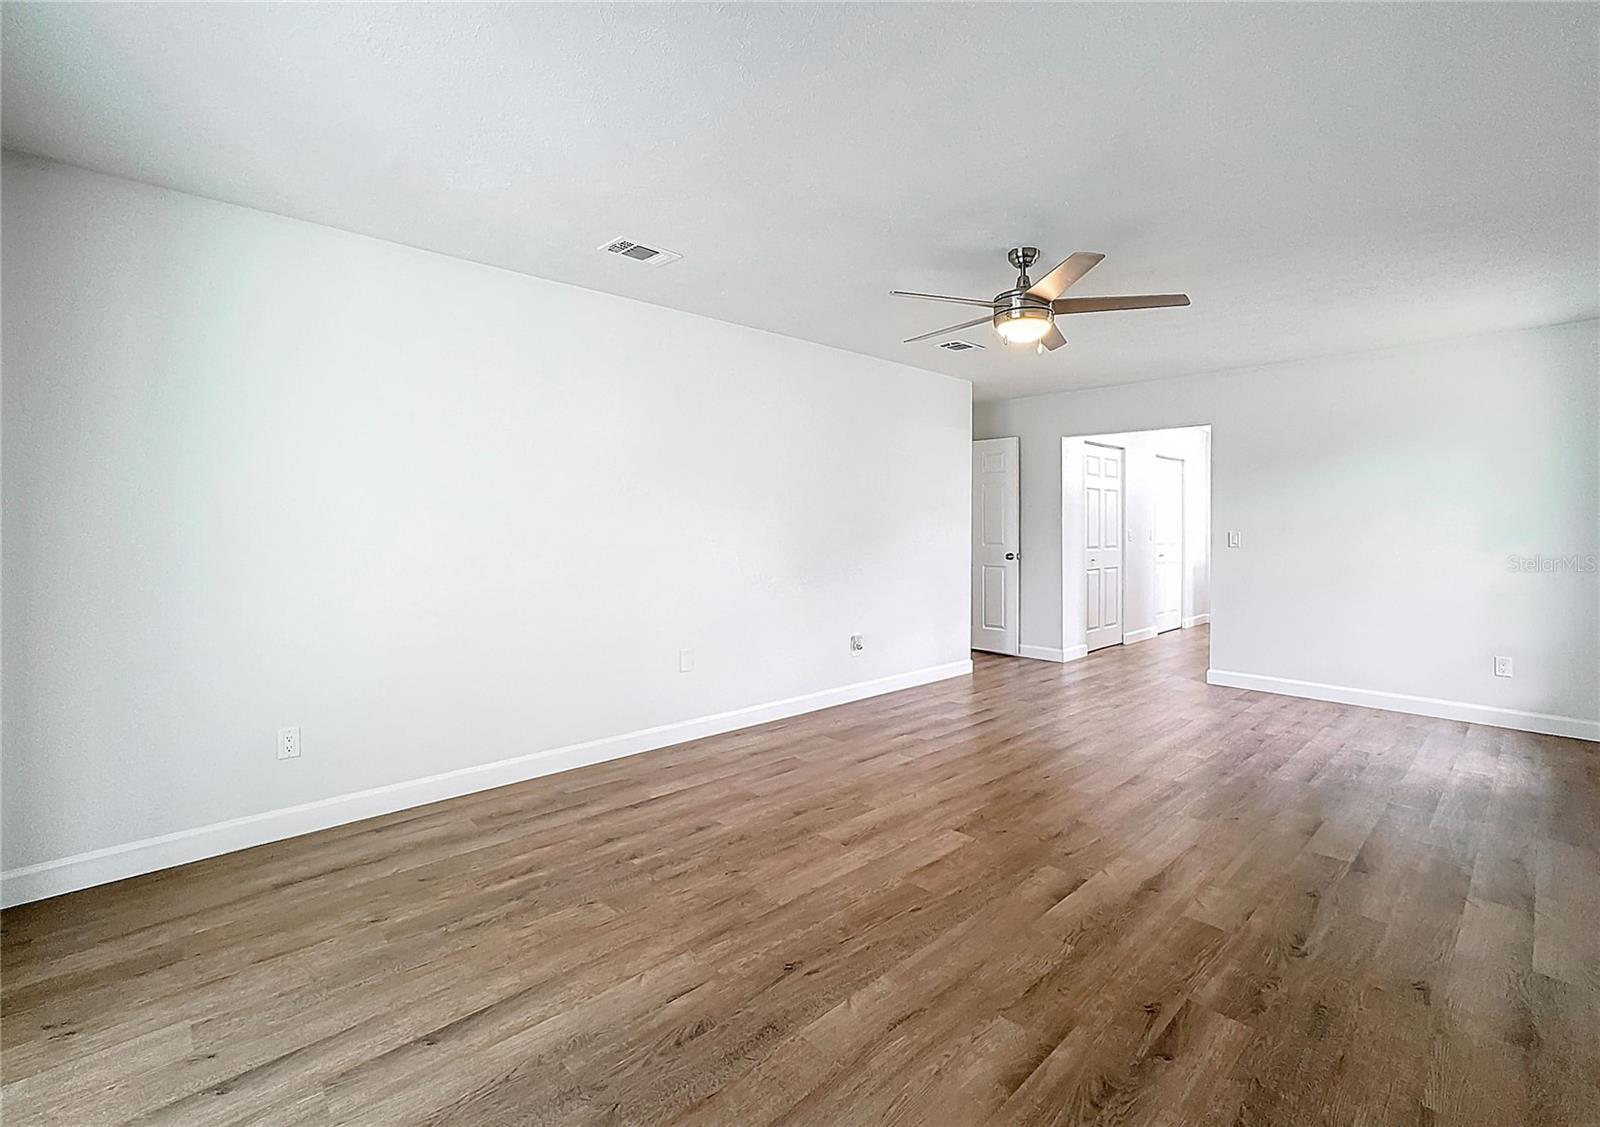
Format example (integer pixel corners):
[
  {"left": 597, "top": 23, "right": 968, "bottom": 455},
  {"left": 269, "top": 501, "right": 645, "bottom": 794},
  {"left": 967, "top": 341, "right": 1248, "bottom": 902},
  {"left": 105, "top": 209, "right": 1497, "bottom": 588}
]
[{"left": 1, "top": 4, "right": 1596, "bottom": 1125}]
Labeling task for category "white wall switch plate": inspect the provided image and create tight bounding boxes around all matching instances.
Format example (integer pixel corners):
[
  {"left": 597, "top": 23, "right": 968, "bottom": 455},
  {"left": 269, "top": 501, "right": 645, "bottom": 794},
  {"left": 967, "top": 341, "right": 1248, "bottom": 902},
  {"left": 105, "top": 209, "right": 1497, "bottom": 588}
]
[
  {"left": 1226, "top": 531, "right": 1242, "bottom": 548},
  {"left": 1493, "top": 656, "right": 1513, "bottom": 678},
  {"left": 277, "top": 726, "right": 301, "bottom": 760},
  {"left": 678, "top": 648, "right": 694, "bottom": 673}
]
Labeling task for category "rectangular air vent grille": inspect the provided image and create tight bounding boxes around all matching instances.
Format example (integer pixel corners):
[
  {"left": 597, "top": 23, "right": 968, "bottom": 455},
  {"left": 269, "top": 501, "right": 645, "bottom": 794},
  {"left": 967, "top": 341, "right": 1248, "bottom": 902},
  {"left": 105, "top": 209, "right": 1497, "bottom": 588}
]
[
  {"left": 598, "top": 237, "right": 682, "bottom": 267},
  {"left": 937, "top": 339, "right": 985, "bottom": 352}
]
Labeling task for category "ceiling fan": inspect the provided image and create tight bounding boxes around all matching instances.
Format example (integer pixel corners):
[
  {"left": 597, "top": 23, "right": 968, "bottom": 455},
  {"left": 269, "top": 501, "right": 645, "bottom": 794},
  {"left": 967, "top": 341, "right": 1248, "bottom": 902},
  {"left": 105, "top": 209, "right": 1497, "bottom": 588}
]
[{"left": 892, "top": 247, "right": 1189, "bottom": 352}]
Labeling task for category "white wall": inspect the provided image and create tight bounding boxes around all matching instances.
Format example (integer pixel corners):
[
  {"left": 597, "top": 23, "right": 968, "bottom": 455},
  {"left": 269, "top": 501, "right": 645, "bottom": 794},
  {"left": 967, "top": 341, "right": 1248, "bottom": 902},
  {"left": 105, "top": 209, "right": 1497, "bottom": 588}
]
[
  {"left": 1063, "top": 426, "right": 1210, "bottom": 653},
  {"left": 0, "top": 155, "right": 972, "bottom": 903},
  {"left": 975, "top": 319, "right": 1600, "bottom": 739}
]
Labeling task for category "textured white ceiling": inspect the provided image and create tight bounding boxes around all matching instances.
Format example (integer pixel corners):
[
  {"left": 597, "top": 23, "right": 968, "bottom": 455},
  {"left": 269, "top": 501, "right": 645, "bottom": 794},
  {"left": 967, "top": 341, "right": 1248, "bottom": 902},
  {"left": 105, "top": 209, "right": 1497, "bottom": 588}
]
[{"left": 4, "top": 3, "right": 1596, "bottom": 400}]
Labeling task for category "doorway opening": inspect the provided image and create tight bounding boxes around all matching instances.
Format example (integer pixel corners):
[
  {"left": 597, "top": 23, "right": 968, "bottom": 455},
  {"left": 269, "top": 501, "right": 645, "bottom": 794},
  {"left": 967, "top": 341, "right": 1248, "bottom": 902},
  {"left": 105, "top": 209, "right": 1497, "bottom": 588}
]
[{"left": 1062, "top": 425, "right": 1211, "bottom": 661}]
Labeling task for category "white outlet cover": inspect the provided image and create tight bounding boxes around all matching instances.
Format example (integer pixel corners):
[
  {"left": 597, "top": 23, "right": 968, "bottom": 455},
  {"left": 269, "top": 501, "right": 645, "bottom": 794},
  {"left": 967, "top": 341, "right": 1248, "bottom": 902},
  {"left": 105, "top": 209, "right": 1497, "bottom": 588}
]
[
  {"left": 1226, "top": 531, "right": 1242, "bottom": 548},
  {"left": 277, "top": 725, "right": 301, "bottom": 760},
  {"left": 678, "top": 648, "right": 694, "bottom": 673},
  {"left": 1493, "top": 656, "right": 1513, "bottom": 677}
]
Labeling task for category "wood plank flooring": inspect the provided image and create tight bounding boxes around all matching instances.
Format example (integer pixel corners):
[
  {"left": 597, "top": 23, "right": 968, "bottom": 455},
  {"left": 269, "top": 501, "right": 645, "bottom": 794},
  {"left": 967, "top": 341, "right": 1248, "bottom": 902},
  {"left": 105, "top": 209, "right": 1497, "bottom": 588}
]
[{"left": 3, "top": 626, "right": 1597, "bottom": 1125}]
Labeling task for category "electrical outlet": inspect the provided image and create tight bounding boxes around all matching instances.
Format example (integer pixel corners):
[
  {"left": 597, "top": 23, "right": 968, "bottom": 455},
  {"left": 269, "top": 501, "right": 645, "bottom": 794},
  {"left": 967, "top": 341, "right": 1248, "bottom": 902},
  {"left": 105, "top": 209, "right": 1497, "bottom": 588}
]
[
  {"left": 850, "top": 634, "right": 864, "bottom": 654},
  {"left": 277, "top": 726, "right": 301, "bottom": 760},
  {"left": 678, "top": 648, "right": 694, "bottom": 673},
  {"left": 1226, "top": 531, "right": 1242, "bottom": 549},
  {"left": 1493, "top": 656, "right": 1513, "bottom": 678}
]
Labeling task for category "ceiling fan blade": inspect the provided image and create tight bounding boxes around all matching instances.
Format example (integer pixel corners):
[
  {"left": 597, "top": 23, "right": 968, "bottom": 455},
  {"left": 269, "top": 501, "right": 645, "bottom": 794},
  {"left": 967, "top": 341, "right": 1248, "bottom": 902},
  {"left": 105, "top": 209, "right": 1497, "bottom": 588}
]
[
  {"left": 903, "top": 315, "right": 992, "bottom": 344},
  {"left": 1037, "top": 324, "right": 1067, "bottom": 352},
  {"left": 1026, "top": 252, "right": 1105, "bottom": 301},
  {"left": 1052, "top": 294, "right": 1191, "bottom": 314},
  {"left": 889, "top": 290, "right": 996, "bottom": 309}
]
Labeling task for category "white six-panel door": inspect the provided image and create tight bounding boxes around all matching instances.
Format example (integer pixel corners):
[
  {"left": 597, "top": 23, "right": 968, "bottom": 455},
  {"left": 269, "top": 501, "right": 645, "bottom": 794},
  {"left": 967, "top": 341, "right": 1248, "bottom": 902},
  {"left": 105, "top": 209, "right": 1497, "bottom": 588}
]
[
  {"left": 1154, "top": 454, "right": 1184, "bottom": 634},
  {"left": 1084, "top": 443, "right": 1123, "bottom": 652},
  {"left": 972, "top": 437, "right": 1020, "bottom": 655}
]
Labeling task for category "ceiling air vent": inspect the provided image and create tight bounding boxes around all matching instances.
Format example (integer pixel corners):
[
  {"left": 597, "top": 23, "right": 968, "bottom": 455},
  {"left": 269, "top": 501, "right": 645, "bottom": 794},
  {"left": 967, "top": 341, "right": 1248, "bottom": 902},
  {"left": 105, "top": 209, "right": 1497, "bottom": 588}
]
[
  {"left": 936, "top": 339, "right": 985, "bottom": 352},
  {"left": 598, "top": 237, "right": 682, "bottom": 267}
]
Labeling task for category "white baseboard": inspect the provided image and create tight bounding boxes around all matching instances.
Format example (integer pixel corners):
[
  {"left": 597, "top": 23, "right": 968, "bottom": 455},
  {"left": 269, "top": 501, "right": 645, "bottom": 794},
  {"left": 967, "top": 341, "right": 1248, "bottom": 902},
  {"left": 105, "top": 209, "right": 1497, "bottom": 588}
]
[
  {"left": 0, "top": 659, "right": 974, "bottom": 908},
  {"left": 1182, "top": 613, "right": 1211, "bottom": 628},
  {"left": 1063, "top": 644, "right": 1089, "bottom": 663},
  {"left": 1205, "top": 668, "right": 1599, "bottom": 742},
  {"left": 1123, "top": 627, "right": 1159, "bottom": 645}
]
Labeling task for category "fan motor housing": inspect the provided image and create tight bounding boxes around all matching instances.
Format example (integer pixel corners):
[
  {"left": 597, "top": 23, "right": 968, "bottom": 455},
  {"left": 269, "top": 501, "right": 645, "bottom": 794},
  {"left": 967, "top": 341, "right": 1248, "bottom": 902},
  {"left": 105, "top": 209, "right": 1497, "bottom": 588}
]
[{"left": 992, "top": 289, "right": 1053, "bottom": 333}]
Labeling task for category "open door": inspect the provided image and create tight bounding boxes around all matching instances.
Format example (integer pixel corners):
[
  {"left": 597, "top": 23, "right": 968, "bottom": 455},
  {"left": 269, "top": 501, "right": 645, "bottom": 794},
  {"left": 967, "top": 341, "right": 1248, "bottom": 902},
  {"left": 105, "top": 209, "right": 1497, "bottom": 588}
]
[
  {"left": 1154, "top": 455, "right": 1184, "bottom": 633},
  {"left": 1084, "top": 442, "right": 1124, "bottom": 652},
  {"left": 972, "top": 437, "right": 1020, "bottom": 655}
]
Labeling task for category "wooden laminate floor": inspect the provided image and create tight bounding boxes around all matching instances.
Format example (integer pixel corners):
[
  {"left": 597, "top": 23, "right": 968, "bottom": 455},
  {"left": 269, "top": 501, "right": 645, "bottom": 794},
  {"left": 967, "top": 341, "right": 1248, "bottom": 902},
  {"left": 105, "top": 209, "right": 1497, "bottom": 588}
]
[{"left": 3, "top": 627, "right": 1598, "bottom": 1126}]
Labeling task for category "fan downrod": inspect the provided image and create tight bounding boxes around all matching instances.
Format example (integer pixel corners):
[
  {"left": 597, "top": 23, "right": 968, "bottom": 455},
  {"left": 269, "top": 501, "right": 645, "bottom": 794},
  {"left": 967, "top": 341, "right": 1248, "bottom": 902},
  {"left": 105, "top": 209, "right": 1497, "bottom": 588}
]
[{"left": 1006, "top": 246, "right": 1040, "bottom": 288}]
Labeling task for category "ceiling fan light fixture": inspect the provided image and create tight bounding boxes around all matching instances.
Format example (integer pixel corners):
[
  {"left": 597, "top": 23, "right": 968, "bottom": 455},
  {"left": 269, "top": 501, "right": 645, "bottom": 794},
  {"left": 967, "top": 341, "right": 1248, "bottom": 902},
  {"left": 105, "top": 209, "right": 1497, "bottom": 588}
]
[
  {"left": 994, "top": 305, "right": 1053, "bottom": 345},
  {"left": 894, "top": 246, "right": 1187, "bottom": 353}
]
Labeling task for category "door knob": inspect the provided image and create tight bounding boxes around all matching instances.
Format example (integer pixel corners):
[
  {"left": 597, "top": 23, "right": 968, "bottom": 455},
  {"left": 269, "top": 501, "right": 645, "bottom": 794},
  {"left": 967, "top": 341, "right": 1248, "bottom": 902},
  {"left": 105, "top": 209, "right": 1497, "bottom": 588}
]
[{"left": 1005, "top": 552, "right": 1016, "bottom": 560}]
